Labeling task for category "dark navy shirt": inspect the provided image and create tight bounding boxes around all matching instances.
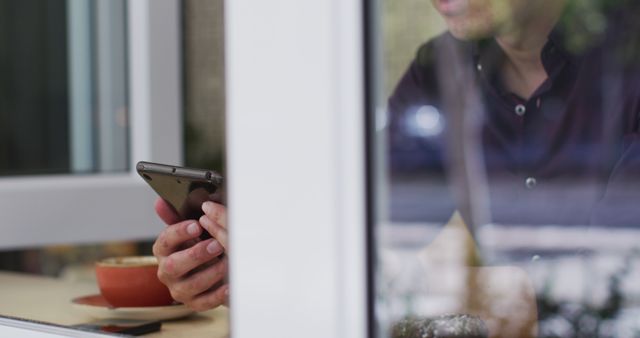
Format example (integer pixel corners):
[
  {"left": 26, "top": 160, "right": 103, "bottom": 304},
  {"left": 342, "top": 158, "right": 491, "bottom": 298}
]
[{"left": 388, "top": 9, "right": 640, "bottom": 226}]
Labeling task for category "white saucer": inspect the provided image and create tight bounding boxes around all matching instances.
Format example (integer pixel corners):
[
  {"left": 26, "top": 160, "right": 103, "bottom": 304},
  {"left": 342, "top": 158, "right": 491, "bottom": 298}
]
[{"left": 71, "top": 294, "right": 194, "bottom": 321}]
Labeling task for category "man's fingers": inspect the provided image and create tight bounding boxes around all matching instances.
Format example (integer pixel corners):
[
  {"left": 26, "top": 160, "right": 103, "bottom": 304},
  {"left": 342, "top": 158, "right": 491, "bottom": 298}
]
[
  {"left": 158, "top": 239, "right": 224, "bottom": 281},
  {"left": 170, "top": 257, "right": 228, "bottom": 304},
  {"left": 199, "top": 214, "right": 228, "bottom": 250},
  {"left": 155, "top": 197, "right": 181, "bottom": 225},
  {"left": 187, "top": 283, "right": 229, "bottom": 312},
  {"left": 202, "top": 202, "right": 227, "bottom": 228},
  {"left": 152, "top": 220, "right": 203, "bottom": 257}
]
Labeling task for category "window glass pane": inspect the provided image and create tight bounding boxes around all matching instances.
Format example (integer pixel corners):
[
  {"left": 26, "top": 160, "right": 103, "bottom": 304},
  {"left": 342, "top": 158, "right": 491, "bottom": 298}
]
[
  {"left": 182, "top": 0, "right": 225, "bottom": 172},
  {"left": 0, "top": 0, "right": 128, "bottom": 176},
  {"left": 371, "top": 1, "right": 640, "bottom": 337}
]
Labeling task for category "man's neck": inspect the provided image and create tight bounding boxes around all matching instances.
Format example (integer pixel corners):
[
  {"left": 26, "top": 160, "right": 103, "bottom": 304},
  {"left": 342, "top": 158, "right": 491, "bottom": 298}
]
[{"left": 494, "top": 0, "right": 566, "bottom": 99}]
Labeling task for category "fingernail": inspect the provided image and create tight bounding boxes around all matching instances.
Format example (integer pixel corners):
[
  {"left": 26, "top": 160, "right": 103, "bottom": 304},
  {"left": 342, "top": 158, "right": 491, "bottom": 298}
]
[
  {"left": 202, "top": 201, "right": 213, "bottom": 214},
  {"left": 187, "top": 223, "right": 200, "bottom": 236},
  {"left": 207, "top": 240, "right": 221, "bottom": 254}
]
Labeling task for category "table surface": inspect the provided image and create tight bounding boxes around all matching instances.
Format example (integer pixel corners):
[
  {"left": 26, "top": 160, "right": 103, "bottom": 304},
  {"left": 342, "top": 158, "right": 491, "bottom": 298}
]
[{"left": 0, "top": 271, "right": 229, "bottom": 337}]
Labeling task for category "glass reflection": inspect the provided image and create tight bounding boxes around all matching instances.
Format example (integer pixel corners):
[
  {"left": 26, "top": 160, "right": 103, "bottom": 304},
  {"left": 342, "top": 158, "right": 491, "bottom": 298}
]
[{"left": 374, "top": 0, "right": 640, "bottom": 337}]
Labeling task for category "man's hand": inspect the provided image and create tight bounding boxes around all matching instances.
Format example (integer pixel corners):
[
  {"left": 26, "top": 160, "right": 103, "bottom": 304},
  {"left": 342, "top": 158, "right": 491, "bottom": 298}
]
[{"left": 152, "top": 198, "right": 229, "bottom": 311}]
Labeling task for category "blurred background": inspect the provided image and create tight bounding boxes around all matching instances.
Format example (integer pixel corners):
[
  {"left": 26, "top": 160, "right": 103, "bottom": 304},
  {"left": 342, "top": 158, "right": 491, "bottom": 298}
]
[{"left": 0, "top": 0, "right": 224, "bottom": 280}]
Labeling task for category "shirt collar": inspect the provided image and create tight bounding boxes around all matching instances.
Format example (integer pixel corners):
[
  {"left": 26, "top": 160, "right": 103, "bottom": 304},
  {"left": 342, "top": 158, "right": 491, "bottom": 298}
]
[{"left": 470, "top": 24, "right": 574, "bottom": 98}]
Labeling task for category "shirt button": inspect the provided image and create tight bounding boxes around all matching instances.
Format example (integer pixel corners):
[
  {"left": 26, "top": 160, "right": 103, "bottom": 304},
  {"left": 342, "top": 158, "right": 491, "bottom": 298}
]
[
  {"left": 477, "top": 63, "right": 483, "bottom": 71},
  {"left": 525, "top": 177, "right": 537, "bottom": 189},
  {"left": 515, "top": 104, "right": 526, "bottom": 116}
]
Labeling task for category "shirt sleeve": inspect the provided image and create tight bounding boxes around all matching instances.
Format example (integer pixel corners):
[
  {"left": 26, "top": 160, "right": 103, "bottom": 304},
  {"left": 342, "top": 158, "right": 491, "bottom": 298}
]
[
  {"left": 387, "top": 43, "right": 446, "bottom": 175},
  {"left": 386, "top": 42, "right": 457, "bottom": 224},
  {"left": 591, "top": 89, "right": 640, "bottom": 226}
]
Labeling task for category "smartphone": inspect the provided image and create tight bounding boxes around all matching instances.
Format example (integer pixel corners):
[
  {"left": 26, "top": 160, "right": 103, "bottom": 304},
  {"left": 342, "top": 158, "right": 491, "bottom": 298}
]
[
  {"left": 136, "top": 161, "right": 224, "bottom": 228},
  {"left": 73, "top": 319, "right": 161, "bottom": 336}
]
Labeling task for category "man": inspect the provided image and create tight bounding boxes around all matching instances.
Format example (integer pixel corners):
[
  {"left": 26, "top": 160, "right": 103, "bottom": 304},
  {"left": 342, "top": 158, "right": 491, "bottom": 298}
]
[{"left": 389, "top": 0, "right": 640, "bottom": 226}]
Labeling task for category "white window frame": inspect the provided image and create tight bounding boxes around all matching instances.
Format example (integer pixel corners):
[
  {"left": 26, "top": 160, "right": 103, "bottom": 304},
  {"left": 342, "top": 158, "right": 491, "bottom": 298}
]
[
  {"left": 0, "top": 0, "right": 182, "bottom": 249},
  {"left": 226, "top": 0, "right": 367, "bottom": 337}
]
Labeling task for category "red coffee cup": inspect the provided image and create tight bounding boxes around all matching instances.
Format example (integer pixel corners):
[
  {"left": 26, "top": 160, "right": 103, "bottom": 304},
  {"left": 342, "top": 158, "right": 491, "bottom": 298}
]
[{"left": 95, "top": 256, "right": 174, "bottom": 307}]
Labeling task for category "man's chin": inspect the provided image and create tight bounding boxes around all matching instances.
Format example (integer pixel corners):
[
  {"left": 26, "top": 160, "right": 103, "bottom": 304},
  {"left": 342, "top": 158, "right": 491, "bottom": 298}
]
[{"left": 446, "top": 21, "right": 495, "bottom": 40}]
